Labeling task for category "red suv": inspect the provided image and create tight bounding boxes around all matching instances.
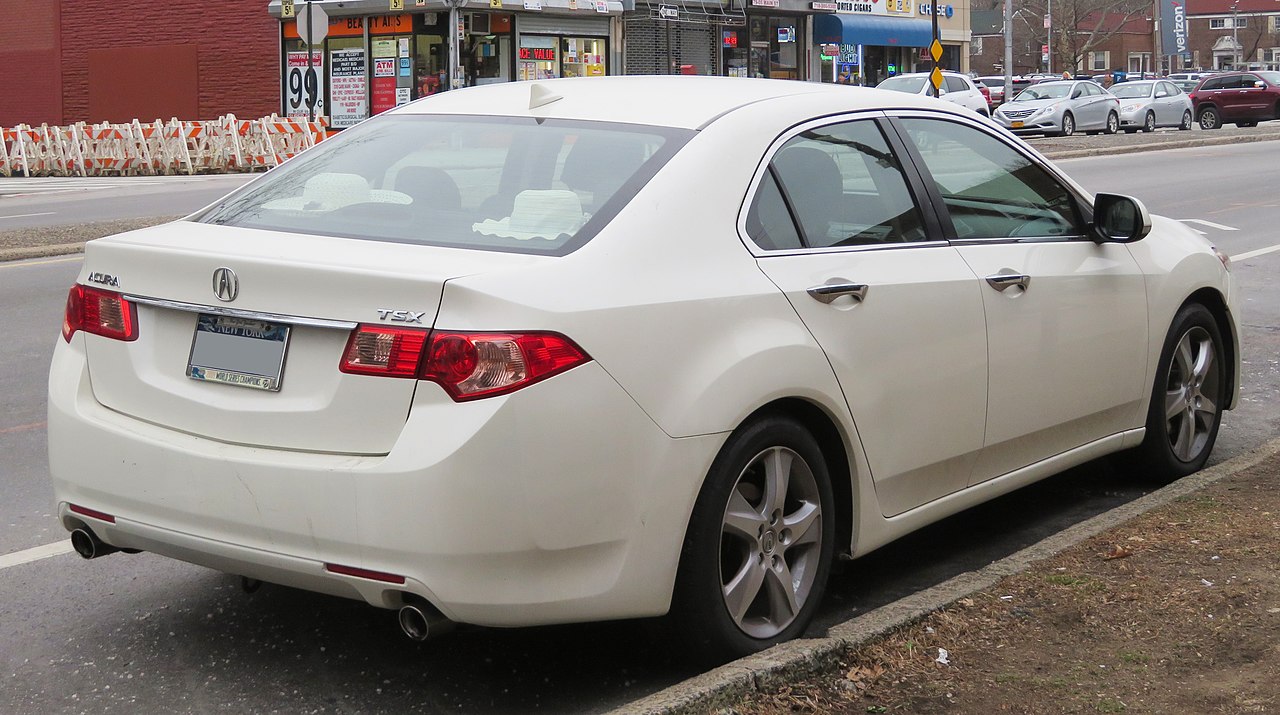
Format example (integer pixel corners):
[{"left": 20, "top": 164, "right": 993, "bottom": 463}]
[{"left": 1190, "top": 71, "right": 1280, "bottom": 129}]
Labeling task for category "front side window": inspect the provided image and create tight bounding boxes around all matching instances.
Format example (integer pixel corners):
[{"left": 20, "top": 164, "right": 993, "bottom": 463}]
[
  {"left": 746, "top": 120, "right": 928, "bottom": 250},
  {"left": 898, "top": 118, "right": 1081, "bottom": 240},
  {"left": 198, "top": 116, "right": 690, "bottom": 255}
]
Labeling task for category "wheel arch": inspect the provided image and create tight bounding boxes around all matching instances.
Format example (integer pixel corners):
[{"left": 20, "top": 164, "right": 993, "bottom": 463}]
[{"left": 1182, "top": 287, "right": 1240, "bottom": 410}]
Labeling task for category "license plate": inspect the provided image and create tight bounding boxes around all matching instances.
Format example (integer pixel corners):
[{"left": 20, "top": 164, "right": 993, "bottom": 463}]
[
  {"left": 187, "top": 314, "right": 290, "bottom": 391},
  {"left": 1011, "top": 120, "right": 1025, "bottom": 128}
]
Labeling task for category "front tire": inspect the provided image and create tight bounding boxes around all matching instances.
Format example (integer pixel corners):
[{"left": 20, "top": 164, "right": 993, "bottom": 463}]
[
  {"left": 1143, "top": 111, "right": 1156, "bottom": 132},
  {"left": 1126, "top": 303, "right": 1226, "bottom": 482},
  {"left": 671, "top": 416, "right": 836, "bottom": 662},
  {"left": 1060, "top": 113, "right": 1075, "bottom": 136}
]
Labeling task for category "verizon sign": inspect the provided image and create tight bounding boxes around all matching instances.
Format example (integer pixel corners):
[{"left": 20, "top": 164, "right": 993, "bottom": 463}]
[{"left": 1161, "top": 0, "right": 1190, "bottom": 57}]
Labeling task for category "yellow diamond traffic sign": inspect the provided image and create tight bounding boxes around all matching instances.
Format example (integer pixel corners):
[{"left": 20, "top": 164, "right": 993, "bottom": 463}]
[
  {"left": 930, "top": 39, "right": 944, "bottom": 63},
  {"left": 930, "top": 66, "right": 944, "bottom": 91}
]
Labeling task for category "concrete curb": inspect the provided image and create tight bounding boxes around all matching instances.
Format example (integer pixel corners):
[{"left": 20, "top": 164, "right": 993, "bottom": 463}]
[
  {"left": 611, "top": 436, "right": 1280, "bottom": 715},
  {"left": 1039, "top": 131, "right": 1280, "bottom": 160},
  {"left": 0, "top": 242, "right": 86, "bottom": 263}
]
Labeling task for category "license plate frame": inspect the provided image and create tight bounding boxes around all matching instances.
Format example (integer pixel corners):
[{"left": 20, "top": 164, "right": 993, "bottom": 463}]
[
  {"left": 1011, "top": 120, "right": 1025, "bottom": 128},
  {"left": 187, "top": 314, "right": 291, "bottom": 392}
]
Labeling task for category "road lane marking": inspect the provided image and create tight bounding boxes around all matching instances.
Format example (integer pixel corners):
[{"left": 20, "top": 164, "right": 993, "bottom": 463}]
[
  {"left": 1231, "top": 243, "right": 1280, "bottom": 262},
  {"left": 1179, "top": 219, "right": 1238, "bottom": 231},
  {"left": 0, "top": 255, "right": 83, "bottom": 270},
  {"left": 0, "top": 421, "right": 45, "bottom": 435},
  {"left": 0, "top": 212, "right": 55, "bottom": 220},
  {"left": 0, "top": 541, "right": 74, "bottom": 571}
]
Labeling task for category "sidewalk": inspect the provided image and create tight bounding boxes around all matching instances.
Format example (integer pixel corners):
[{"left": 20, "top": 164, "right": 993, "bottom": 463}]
[{"left": 627, "top": 440, "right": 1280, "bottom": 715}]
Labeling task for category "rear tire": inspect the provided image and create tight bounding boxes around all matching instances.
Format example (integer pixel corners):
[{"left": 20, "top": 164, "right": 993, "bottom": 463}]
[
  {"left": 1122, "top": 303, "right": 1226, "bottom": 483},
  {"left": 1179, "top": 109, "right": 1193, "bottom": 130},
  {"left": 1105, "top": 112, "right": 1120, "bottom": 134},
  {"left": 1198, "top": 106, "right": 1222, "bottom": 129},
  {"left": 671, "top": 415, "right": 836, "bottom": 663}
]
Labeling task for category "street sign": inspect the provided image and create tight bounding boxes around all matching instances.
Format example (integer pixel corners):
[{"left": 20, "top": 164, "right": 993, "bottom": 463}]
[
  {"left": 929, "top": 66, "right": 944, "bottom": 92},
  {"left": 296, "top": 3, "right": 329, "bottom": 45},
  {"left": 281, "top": 0, "right": 296, "bottom": 18},
  {"left": 929, "top": 39, "right": 944, "bottom": 63}
]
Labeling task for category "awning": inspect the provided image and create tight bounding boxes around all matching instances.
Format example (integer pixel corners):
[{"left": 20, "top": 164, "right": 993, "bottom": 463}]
[{"left": 813, "top": 14, "right": 934, "bottom": 48}]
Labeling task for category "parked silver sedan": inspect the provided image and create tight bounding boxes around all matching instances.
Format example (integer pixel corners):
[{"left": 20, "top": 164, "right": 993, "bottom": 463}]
[
  {"left": 1112, "top": 80, "right": 1194, "bottom": 132},
  {"left": 993, "top": 80, "right": 1120, "bottom": 136}
]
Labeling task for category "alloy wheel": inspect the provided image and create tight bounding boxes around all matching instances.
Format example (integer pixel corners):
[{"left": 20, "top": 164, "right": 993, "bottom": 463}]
[
  {"left": 1144, "top": 112, "right": 1156, "bottom": 132},
  {"left": 1164, "top": 326, "right": 1221, "bottom": 462},
  {"left": 1180, "top": 110, "right": 1192, "bottom": 130},
  {"left": 1106, "top": 113, "right": 1119, "bottom": 134},
  {"left": 719, "top": 446, "right": 823, "bottom": 639},
  {"left": 1061, "top": 114, "right": 1075, "bottom": 136}
]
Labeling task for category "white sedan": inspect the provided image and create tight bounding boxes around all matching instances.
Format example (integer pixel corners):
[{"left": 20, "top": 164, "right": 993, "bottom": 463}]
[{"left": 49, "top": 76, "right": 1239, "bottom": 661}]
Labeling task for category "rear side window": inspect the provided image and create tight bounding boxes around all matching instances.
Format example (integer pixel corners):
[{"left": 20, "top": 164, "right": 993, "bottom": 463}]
[
  {"left": 944, "top": 76, "right": 969, "bottom": 93},
  {"left": 197, "top": 115, "right": 691, "bottom": 256},
  {"left": 746, "top": 119, "right": 928, "bottom": 250}
]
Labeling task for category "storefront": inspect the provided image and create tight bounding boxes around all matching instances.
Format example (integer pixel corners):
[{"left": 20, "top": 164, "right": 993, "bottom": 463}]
[
  {"left": 812, "top": 6, "right": 933, "bottom": 86},
  {"left": 269, "top": 0, "right": 622, "bottom": 127},
  {"left": 724, "top": 0, "right": 809, "bottom": 80}
]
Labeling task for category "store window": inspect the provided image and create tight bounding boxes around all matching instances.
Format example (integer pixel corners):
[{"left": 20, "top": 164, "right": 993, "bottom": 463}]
[
  {"left": 722, "top": 28, "right": 748, "bottom": 77},
  {"left": 520, "top": 35, "right": 607, "bottom": 80},
  {"left": 747, "top": 15, "right": 802, "bottom": 80},
  {"left": 415, "top": 13, "right": 449, "bottom": 97},
  {"left": 463, "top": 13, "right": 514, "bottom": 86}
]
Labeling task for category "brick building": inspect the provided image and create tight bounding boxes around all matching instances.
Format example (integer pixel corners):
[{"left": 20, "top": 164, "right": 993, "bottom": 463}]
[
  {"left": 1184, "top": 0, "right": 1280, "bottom": 71},
  {"left": 0, "top": 0, "right": 278, "bottom": 127},
  {"left": 1069, "top": 13, "right": 1154, "bottom": 76}
]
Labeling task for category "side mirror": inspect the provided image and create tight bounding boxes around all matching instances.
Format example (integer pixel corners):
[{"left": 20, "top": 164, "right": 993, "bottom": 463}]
[
  {"left": 1255, "top": 80, "right": 1267, "bottom": 88},
  {"left": 1092, "top": 193, "right": 1151, "bottom": 243}
]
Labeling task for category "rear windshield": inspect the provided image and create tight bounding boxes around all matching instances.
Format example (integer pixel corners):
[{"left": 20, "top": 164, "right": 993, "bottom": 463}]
[
  {"left": 197, "top": 115, "right": 692, "bottom": 255},
  {"left": 878, "top": 76, "right": 928, "bottom": 94}
]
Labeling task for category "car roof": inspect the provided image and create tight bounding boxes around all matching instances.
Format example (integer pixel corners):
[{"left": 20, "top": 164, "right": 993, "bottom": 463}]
[{"left": 393, "top": 76, "right": 958, "bottom": 129}]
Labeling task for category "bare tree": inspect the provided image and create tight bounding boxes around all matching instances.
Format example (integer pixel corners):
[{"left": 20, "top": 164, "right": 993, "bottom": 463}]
[{"left": 1017, "top": 0, "right": 1151, "bottom": 73}]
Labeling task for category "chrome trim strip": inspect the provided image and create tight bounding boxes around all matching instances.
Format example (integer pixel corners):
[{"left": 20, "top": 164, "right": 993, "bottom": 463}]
[
  {"left": 948, "top": 236, "right": 1084, "bottom": 247},
  {"left": 755, "top": 239, "right": 951, "bottom": 256},
  {"left": 123, "top": 295, "right": 359, "bottom": 330}
]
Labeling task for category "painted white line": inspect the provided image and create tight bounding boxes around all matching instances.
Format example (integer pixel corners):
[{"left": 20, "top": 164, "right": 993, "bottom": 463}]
[
  {"left": 1179, "top": 219, "right": 1239, "bottom": 231},
  {"left": 0, "top": 212, "right": 55, "bottom": 220},
  {"left": 0, "top": 255, "right": 83, "bottom": 270},
  {"left": 0, "top": 541, "right": 74, "bottom": 570},
  {"left": 1230, "top": 243, "right": 1280, "bottom": 262}
]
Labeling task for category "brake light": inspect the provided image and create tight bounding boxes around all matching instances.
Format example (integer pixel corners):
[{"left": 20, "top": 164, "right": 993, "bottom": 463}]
[
  {"left": 340, "top": 325, "right": 430, "bottom": 377},
  {"left": 62, "top": 285, "right": 138, "bottom": 342},
  {"left": 421, "top": 331, "right": 590, "bottom": 401}
]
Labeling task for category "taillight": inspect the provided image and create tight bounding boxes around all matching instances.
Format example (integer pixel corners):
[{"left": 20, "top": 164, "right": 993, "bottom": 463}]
[
  {"left": 62, "top": 285, "right": 138, "bottom": 342},
  {"left": 339, "top": 325, "right": 430, "bottom": 377},
  {"left": 339, "top": 326, "right": 590, "bottom": 400},
  {"left": 421, "top": 331, "right": 590, "bottom": 401}
]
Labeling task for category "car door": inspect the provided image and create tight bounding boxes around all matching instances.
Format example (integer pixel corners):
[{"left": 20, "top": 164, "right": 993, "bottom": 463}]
[
  {"left": 1210, "top": 75, "right": 1246, "bottom": 119},
  {"left": 890, "top": 114, "right": 1149, "bottom": 483},
  {"left": 744, "top": 115, "right": 989, "bottom": 517},
  {"left": 945, "top": 75, "right": 981, "bottom": 113},
  {"left": 1155, "top": 82, "right": 1176, "bottom": 124},
  {"left": 1236, "top": 73, "right": 1270, "bottom": 118}
]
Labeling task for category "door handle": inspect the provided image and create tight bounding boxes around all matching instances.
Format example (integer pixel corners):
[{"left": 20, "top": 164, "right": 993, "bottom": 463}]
[
  {"left": 807, "top": 282, "right": 869, "bottom": 304},
  {"left": 984, "top": 273, "right": 1031, "bottom": 292}
]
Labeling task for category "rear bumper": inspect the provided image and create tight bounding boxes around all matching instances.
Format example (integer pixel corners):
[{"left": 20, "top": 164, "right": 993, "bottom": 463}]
[{"left": 49, "top": 336, "right": 722, "bottom": 627}]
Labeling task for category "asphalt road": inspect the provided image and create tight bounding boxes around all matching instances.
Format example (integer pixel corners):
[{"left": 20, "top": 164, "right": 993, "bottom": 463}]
[
  {"left": 0, "top": 175, "right": 254, "bottom": 230},
  {"left": 2, "top": 141, "right": 1278, "bottom": 714}
]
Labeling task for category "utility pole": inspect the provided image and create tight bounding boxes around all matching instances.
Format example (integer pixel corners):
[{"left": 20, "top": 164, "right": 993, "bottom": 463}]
[
  {"left": 1232, "top": 2, "right": 1240, "bottom": 70},
  {"left": 445, "top": 0, "right": 468, "bottom": 89},
  {"left": 1003, "top": 0, "right": 1013, "bottom": 102},
  {"left": 1046, "top": 0, "right": 1052, "bottom": 75},
  {"left": 931, "top": 0, "right": 940, "bottom": 97},
  {"left": 306, "top": 0, "right": 315, "bottom": 122}
]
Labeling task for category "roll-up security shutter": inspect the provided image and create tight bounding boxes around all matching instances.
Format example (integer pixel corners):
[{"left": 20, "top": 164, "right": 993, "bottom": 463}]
[{"left": 517, "top": 14, "right": 611, "bottom": 36}]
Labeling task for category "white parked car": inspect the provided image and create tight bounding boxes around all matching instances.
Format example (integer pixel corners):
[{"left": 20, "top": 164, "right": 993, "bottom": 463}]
[
  {"left": 994, "top": 79, "right": 1121, "bottom": 135},
  {"left": 49, "top": 76, "right": 1239, "bottom": 661},
  {"left": 1111, "top": 79, "right": 1194, "bottom": 132},
  {"left": 877, "top": 71, "right": 991, "bottom": 116}
]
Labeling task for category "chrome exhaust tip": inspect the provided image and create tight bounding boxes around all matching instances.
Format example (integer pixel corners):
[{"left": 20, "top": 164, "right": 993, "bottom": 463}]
[
  {"left": 70, "top": 528, "right": 119, "bottom": 559},
  {"left": 398, "top": 604, "right": 432, "bottom": 641},
  {"left": 397, "top": 600, "right": 453, "bottom": 641}
]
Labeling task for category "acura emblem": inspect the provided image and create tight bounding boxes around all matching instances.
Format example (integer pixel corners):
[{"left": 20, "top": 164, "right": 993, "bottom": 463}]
[{"left": 212, "top": 267, "right": 239, "bottom": 302}]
